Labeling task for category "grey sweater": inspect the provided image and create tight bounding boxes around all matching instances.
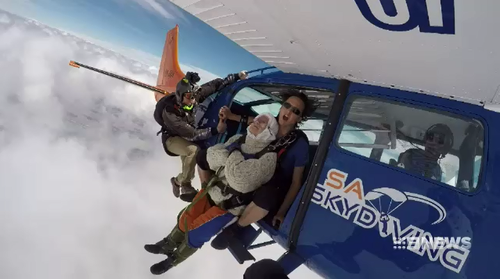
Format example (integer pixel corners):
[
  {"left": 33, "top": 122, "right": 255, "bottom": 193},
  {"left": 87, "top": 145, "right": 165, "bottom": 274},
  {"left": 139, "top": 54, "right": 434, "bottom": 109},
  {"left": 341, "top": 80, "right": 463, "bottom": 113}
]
[{"left": 206, "top": 134, "right": 277, "bottom": 216}]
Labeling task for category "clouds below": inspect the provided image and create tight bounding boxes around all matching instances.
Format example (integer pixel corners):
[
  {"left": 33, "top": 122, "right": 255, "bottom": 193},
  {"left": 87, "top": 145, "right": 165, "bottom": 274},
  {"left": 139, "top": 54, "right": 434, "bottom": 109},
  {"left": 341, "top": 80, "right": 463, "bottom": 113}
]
[{"left": 0, "top": 10, "right": 318, "bottom": 279}]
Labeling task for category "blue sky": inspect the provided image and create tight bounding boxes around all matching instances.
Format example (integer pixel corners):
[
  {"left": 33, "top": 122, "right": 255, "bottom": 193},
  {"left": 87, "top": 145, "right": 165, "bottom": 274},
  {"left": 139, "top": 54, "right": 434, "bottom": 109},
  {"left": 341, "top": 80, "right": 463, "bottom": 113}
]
[{"left": 0, "top": 0, "right": 269, "bottom": 77}]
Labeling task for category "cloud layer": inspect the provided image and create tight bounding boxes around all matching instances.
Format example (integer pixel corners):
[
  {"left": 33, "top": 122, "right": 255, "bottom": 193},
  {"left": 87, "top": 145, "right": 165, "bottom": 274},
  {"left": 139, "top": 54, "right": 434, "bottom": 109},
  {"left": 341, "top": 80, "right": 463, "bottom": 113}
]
[{"left": 0, "top": 10, "right": 319, "bottom": 279}]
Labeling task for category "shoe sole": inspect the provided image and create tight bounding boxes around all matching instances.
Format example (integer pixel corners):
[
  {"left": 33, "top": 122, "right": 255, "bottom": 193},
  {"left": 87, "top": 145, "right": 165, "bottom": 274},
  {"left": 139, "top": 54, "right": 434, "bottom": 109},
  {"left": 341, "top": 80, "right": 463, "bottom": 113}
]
[
  {"left": 171, "top": 178, "right": 180, "bottom": 198},
  {"left": 179, "top": 192, "right": 197, "bottom": 203},
  {"left": 144, "top": 245, "right": 174, "bottom": 256}
]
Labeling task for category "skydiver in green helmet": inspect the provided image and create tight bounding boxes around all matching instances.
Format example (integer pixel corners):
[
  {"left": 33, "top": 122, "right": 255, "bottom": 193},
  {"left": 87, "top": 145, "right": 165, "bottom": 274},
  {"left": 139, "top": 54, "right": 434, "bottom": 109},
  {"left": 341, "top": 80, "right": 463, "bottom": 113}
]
[{"left": 153, "top": 70, "right": 248, "bottom": 202}]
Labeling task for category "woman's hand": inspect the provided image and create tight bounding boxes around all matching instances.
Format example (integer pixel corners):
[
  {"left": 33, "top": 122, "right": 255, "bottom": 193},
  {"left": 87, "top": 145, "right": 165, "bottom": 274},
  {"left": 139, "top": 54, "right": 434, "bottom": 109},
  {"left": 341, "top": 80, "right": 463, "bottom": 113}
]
[
  {"left": 219, "top": 106, "right": 234, "bottom": 121},
  {"left": 217, "top": 119, "right": 227, "bottom": 134}
]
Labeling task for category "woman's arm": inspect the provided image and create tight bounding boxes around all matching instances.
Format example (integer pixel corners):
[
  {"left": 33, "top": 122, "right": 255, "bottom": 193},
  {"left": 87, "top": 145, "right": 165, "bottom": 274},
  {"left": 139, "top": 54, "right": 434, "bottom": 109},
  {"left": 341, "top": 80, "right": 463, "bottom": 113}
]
[{"left": 206, "top": 134, "right": 243, "bottom": 170}]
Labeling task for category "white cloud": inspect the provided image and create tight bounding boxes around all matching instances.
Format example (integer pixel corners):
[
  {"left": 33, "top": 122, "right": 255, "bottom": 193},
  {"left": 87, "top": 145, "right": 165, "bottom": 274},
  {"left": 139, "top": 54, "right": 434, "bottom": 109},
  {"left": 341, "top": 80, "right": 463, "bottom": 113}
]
[
  {"left": 114, "top": 0, "right": 189, "bottom": 23},
  {"left": 0, "top": 10, "right": 319, "bottom": 279},
  {"left": 181, "top": 63, "right": 221, "bottom": 82},
  {"left": 0, "top": 13, "right": 10, "bottom": 23}
]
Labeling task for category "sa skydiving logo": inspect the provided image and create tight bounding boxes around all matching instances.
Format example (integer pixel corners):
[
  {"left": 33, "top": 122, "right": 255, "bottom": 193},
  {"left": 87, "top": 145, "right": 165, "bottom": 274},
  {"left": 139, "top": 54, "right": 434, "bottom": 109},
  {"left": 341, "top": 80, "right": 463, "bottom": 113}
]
[{"left": 311, "top": 168, "right": 471, "bottom": 274}]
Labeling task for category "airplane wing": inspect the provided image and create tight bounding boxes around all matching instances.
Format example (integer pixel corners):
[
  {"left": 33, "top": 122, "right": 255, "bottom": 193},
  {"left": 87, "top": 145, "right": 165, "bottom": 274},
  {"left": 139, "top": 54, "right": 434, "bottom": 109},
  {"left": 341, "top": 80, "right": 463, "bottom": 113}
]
[{"left": 169, "top": 0, "right": 500, "bottom": 107}]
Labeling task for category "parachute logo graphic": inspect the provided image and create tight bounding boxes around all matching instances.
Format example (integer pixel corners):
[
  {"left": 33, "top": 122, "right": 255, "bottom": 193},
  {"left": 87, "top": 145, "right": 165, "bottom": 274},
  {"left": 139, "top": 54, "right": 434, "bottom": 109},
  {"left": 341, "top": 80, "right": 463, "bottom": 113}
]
[
  {"left": 312, "top": 169, "right": 471, "bottom": 274},
  {"left": 365, "top": 187, "right": 447, "bottom": 236}
]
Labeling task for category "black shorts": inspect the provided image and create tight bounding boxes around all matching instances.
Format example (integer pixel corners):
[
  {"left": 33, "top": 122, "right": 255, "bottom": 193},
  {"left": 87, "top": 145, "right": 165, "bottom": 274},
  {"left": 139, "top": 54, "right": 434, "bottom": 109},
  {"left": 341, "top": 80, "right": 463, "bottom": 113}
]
[
  {"left": 253, "top": 177, "right": 290, "bottom": 216},
  {"left": 196, "top": 147, "right": 212, "bottom": 171}
]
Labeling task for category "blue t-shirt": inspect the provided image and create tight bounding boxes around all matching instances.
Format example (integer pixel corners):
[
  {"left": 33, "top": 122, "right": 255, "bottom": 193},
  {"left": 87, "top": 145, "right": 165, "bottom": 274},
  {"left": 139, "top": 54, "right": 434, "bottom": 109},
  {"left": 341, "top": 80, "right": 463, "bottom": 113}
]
[{"left": 278, "top": 136, "right": 310, "bottom": 176}]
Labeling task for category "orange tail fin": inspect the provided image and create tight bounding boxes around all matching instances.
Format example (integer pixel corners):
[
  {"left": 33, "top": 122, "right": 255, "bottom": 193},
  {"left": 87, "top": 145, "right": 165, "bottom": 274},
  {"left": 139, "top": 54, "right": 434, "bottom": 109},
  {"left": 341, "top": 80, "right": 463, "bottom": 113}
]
[{"left": 155, "top": 25, "right": 185, "bottom": 102}]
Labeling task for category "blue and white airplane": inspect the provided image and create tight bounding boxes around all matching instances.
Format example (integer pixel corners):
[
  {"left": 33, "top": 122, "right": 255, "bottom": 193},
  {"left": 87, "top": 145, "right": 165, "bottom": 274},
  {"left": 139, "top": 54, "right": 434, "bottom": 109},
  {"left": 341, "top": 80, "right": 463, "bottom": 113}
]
[{"left": 70, "top": 0, "right": 500, "bottom": 278}]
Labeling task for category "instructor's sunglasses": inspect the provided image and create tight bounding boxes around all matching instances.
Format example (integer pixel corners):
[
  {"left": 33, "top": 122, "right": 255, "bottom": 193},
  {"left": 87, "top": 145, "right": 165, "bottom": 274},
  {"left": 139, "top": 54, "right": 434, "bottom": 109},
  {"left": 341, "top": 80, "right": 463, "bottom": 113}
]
[
  {"left": 183, "top": 93, "right": 195, "bottom": 100},
  {"left": 282, "top": 101, "right": 301, "bottom": 116}
]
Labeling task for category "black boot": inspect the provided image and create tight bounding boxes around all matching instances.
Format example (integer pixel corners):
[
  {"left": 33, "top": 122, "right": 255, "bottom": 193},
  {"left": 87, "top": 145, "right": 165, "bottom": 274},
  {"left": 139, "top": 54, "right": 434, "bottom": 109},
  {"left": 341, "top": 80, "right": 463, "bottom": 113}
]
[
  {"left": 144, "top": 225, "right": 185, "bottom": 256},
  {"left": 144, "top": 238, "right": 170, "bottom": 255},
  {"left": 150, "top": 257, "right": 175, "bottom": 275},
  {"left": 211, "top": 222, "right": 244, "bottom": 250},
  {"left": 179, "top": 183, "right": 198, "bottom": 202},
  {"left": 150, "top": 241, "right": 198, "bottom": 275}
]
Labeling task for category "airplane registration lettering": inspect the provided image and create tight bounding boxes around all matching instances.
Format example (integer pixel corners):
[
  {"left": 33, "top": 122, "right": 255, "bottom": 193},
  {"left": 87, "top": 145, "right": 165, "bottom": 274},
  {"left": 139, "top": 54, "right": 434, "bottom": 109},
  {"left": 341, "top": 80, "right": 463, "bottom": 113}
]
[
  {"left": 354, "top": 0, "right": 455, "bottom": 34},
  {"left": 364, "top": 0, "right": 411, "bottom": 25},
  {"left": 312, "top": 168, "right": 471, "bottom": 274}
]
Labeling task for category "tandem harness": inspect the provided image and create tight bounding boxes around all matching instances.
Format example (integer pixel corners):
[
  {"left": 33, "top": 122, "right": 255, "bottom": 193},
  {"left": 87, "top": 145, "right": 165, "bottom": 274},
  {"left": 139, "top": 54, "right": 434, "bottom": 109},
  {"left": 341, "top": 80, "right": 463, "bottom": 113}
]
[
  {"left": 213, "top": 130, "right": 304, "bottom": 211},
  {"left": 176, "top": 130, "right": 305, "bottom": 243}
]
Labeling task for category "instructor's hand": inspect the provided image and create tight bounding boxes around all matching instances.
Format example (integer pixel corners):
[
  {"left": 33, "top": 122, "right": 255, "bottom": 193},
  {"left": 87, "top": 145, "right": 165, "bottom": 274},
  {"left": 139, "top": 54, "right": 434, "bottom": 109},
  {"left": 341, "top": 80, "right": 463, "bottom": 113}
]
[{"left": 239, "top": 71, "right": 248, "bottom": 80}]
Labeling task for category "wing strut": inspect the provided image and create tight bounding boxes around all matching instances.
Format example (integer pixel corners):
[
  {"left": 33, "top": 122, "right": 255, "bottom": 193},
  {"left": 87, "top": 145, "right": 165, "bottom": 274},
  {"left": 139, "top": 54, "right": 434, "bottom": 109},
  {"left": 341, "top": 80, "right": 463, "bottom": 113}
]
[
  {"left": 68, "top": 60, "right": 167, "bottom": 95},
  {"left": 68, "top": 25, "right": 186, "bottom": 102}
]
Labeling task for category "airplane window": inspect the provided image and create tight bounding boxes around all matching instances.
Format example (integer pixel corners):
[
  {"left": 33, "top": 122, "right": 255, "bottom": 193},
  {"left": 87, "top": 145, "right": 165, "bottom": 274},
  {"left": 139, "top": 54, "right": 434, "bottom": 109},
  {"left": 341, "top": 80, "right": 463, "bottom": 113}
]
[
  {"left": 232, "top": 87, "right": 271, "bottom": 104},
  {"left": 300, "top": 119, "right": 325, "bottom": 143},
  {"left": 338, "top": 125, "right": 376, "bottom": 157},
  {"left": 380, "top": 139, "right": 460, "bottom": 186},
  {"left": 336, "top": 96, "right": 485, "bottom": 192},
  {"left": 251, "top": 102, "right": 281, "bottom": 116},
  {"left": 231, "top": 85, "right": 335, "bottom": 145}
]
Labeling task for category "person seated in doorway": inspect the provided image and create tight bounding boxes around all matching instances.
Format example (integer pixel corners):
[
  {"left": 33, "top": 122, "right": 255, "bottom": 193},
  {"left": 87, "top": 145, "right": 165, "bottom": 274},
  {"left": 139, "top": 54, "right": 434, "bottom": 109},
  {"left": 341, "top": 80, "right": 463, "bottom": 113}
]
[
  {"left": 209, "top": 89, "right": 317, "bottom": 250},
  {"left": 144, "top": 113, "right": 279, "bottom": 275}
]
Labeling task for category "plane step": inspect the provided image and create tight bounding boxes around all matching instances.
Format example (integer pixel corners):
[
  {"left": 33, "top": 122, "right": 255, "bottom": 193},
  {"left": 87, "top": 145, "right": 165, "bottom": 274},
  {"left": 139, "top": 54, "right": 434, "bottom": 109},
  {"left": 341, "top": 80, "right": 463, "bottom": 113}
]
[
  {"left": 227, "top": 225, "right": 263, "bottom": 264},
  {"left": 228, "top": 237, "right": 256, "bottom": 264}
]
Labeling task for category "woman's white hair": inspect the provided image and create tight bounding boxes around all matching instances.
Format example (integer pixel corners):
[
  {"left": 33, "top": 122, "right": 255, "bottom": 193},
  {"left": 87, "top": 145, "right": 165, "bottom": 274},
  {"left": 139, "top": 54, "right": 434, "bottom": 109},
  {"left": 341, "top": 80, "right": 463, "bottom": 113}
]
[{"left": 251, "top": 113, "right": 279, "bottom": 141}]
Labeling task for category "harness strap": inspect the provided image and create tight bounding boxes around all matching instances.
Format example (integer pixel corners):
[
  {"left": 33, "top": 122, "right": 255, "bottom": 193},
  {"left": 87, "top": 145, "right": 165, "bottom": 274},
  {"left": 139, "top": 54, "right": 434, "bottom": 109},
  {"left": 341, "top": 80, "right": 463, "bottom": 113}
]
[
  {"left": 219, "top": 191, "right": 255, "bottom": 211},
  {"left": 212, "top": 181, "right": 256, "bottom": 210},
  {"left": 214, "top": 181, "right": 243, "bottom": 196},
  {"left": 182, "top": 130, "right": 304, "bottom": 215},
  {"left": 219, "top": 132, "right": 227, "bottom": 144},
  {"left": 235, "top": 115, "right": 247, "bottom": 135}
]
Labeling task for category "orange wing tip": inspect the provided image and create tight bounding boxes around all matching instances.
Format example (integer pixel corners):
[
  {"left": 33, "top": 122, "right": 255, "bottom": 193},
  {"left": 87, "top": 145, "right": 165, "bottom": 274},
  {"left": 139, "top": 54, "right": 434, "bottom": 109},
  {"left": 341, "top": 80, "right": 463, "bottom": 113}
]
[{"left": 69, "top": 61, "right": 80, "bottom": 68}]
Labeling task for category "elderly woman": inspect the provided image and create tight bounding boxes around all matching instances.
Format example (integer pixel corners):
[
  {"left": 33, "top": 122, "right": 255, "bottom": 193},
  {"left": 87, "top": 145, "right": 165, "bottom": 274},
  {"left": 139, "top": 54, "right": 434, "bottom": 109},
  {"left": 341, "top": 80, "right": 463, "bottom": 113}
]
[{"left": 144, "top": 113, "right": 279, "bottom": 275}]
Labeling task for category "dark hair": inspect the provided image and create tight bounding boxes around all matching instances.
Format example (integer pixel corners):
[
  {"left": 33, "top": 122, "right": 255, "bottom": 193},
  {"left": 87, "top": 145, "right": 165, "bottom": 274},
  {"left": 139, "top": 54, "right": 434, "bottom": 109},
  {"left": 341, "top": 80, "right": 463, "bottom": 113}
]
[{"left": 280, "top": 88, "right": 317, "bottom": 123}]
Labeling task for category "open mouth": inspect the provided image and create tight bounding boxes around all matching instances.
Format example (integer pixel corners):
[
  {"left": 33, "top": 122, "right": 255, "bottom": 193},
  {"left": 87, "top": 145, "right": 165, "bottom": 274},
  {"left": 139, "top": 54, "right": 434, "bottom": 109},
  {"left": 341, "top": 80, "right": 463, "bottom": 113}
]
[{"left": 282, "top": 115, "right": 289, "bottom": 121}]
